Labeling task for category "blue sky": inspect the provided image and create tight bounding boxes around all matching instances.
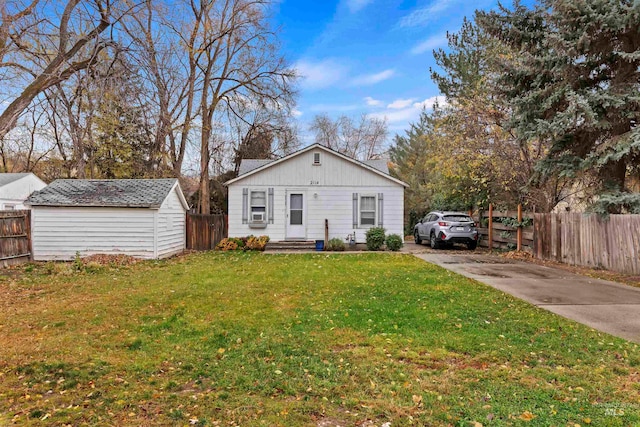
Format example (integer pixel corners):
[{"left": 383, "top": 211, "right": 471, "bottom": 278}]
[{"left": 273, "top": 0, "right": 521, "bottom": 142}]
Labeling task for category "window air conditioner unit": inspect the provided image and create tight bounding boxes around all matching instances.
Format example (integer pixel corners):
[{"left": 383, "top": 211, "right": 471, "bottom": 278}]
[{"left": 251, "top": 212, "right": 265, "bottom": 223}]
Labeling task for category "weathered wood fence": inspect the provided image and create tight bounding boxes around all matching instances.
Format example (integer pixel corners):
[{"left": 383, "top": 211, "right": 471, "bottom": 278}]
[
  {"left": 475, "top": 207, "right": 534, "bottom": 251},
  {"left": 186, "top": 213, "right": 227, "bottom": 251},
  {"left": 475, "top": 205, "right": 640, "bottom": 275},
  {"left": 533, "top": 213, "right": 640, "bottom": 275},
  {"left": 0, "top": 210, "right": 31, "bottom": 267}
]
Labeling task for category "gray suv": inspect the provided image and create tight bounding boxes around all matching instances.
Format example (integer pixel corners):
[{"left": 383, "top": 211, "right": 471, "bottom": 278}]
[{"left": 414, "top": 211, "right": 478, "bottom": 250}]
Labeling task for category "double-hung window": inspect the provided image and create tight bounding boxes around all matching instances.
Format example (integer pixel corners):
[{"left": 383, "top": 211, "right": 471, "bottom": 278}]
[
  {"left": 250, "top": 190, "right": 266, "bottom": 224},
  {"left": 359, "top": 194, "right": 376, "bottom": 226}
]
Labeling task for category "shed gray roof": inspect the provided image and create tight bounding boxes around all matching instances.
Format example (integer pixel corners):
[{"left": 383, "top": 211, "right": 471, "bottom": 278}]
[
  {"left": 0, "top": 173, "right": 31, "bottom": 187},
  {"left": 26, "top": 178, "right": 179, "bottom": 208},
  {"left": 237, "top": 157, "right": 389, "bottom": 176}
]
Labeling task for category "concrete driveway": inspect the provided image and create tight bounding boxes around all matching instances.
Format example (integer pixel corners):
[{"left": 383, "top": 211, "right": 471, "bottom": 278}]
[{"left": 414, "top": 250, "right": 640, "bottom": 343}]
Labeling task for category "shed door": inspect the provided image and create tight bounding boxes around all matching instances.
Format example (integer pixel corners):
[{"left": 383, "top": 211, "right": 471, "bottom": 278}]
[{"left": 285, "top": 191, "right": 306, "bottom": 240}]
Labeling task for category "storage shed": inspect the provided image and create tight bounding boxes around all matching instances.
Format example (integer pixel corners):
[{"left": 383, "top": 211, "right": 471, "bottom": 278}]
[{"left": 26, "top": 179, "right": 188, "bottom": 260}]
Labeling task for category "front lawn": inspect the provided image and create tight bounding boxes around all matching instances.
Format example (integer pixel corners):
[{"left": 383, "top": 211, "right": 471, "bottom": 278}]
[{"left": 0, "top": 252, "right": 638, "bottom": 426}]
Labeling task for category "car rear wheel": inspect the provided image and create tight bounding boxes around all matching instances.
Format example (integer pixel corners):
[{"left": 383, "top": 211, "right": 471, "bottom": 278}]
[
  {"left": 467, "top": 241, "right": 477, "bottom": 250},
  {"left": 414, "top": 230, "right": 422, "bottom": 245},
  {"left": 430, "top": 231, "right": 440, "bottom": 249}
]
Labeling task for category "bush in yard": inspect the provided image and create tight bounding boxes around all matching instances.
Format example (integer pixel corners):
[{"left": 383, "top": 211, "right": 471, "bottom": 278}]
[
  {"left": 326, "top": 238, "right": 346, "bottom": 251},
  {"left": 245, "top": 235, "right": 270, "bottom": 251},
  {"left": 365, "top": 227, "right": 386, "bottom": 251},
  {"left": 230, "top": 237, "right": 246, "bottom": 248},
  {"left": 216, "top": 238, "right": 238, "bottom": 251},
  {"left": 385, "top": 234, "right": 403, "bottom": 251}
]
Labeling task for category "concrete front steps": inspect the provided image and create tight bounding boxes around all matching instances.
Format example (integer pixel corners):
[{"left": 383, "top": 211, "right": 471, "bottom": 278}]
[{"left": 265, "top": 240, "right": 318, "bottom": 251}]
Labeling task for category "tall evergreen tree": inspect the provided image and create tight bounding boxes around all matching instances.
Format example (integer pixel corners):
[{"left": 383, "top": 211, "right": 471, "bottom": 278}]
[{"left": 478, "top": 0, "right": 640, "bottom": 213}]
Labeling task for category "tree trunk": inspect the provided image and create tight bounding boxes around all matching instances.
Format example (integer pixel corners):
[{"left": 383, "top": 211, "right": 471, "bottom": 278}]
[{"left": 198, "top": 124, "right": 211, "bottom": 214}]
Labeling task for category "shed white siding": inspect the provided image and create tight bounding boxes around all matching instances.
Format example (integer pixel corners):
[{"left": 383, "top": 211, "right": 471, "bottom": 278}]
[
  {"left": 157, "top": 187, "right": 186, "bottom": 258},
  {"left": 31, "top": 207, "right": 156, "bottom": 260},
  {"left": 228, "top": 147, "right": 405, "bottom": 243}
]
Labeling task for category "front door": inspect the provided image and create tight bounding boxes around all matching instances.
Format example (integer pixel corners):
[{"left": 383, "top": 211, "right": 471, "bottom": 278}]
[{"left": 285, "top": 191, "right": 306, "bottom": 240}]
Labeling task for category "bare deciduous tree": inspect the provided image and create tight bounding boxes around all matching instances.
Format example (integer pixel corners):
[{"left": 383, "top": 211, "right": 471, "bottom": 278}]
[
  {"left": 186, "top": 0, "right": 296, "bottom": 214},
  {"left": 0, "top": 0, "right": 132, "bottom": 140},
  {"left": 309, "top": 113, "right": 388, "bottom": 160}
]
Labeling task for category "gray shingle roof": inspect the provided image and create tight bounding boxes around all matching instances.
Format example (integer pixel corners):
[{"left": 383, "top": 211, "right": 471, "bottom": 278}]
[
  {"left": 237, "top": 157, "right": 389, "bottom": 176},
  {"left": 0, "top": 173, "right": 31, "bottom": 187},
  {"left": 26, "top": 179, "right": 179, "bottom": 208},
  {"left": 363, "top": 159, "right": 389, "bottom": 174},
  {"left": 238, "top": 159, "right": 274, "bottom": 175}
]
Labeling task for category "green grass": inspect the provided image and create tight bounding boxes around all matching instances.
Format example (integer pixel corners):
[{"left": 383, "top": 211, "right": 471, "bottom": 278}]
[{"left": 0, "top": 252, "right": 639, "bottom": 426}]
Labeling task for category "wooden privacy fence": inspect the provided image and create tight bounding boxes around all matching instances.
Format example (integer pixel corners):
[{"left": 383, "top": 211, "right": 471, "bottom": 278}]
[
  {"left": 533, "top": 213, "right": 640, "bottom": 275},
  {"left": 476, "top": 204, "right": 640, "bottom": 275},
  {"left": 186, "top": 213, "right": 227, "bottom": 251},
  {"left": 0, "top": 210, "right": 31, "bottom": 267}
]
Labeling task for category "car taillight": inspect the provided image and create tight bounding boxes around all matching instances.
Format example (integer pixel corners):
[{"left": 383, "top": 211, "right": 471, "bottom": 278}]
[{"left": 438, "top": 221, "right": 448, "bottom": 226}]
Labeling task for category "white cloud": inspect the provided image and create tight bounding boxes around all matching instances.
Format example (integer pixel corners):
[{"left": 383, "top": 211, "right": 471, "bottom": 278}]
[
  {"left": 295, "top": 59, "right": 350, "bottom": 91},
  {"left": 364, "top": 96, "right": 383, "bottom": 106},
  {"left": 371, "top": 95, "right": 447, "bottom": 124},
  {"left": 371, "top": 107, "right": 420, "bottom": 124},
  {"left": 350, "top": 69, "right": 395, "bottom": 86},
  {"left": 399, "top": 0, "right": 456, "bottom": 28},
  {"left": 413, "top": 95, "right": 447, "bottom": 109},
  {"left": 292, "top": 109, "right": 303, "bottom": 117},
  {"left": 410, "top": 34, "right": 448, "bottom": 55},
  {"left": 387, "top": 98, "right": 416, "bottom": 109},
  {"left": 345, "top": 0, "right": 373, "bottom": 13}
]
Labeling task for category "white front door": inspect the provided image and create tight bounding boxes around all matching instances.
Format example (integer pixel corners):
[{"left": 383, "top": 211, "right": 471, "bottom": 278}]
[{"left": 285, "top": 191, "right": 306, "bottom": 240}]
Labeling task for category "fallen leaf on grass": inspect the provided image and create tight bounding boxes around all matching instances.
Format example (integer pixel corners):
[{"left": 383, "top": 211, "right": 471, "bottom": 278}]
[
  {"left": 412, "top": 394, "right": 423, "bottom": 407},
  {"left": 519, "top": 411, "right": 536, "bottom": 421}
]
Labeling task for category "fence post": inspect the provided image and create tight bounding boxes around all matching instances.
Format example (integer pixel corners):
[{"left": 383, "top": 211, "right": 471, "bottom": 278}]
[
  {"left": 517, "top": 204, "right": 522, "bottom": 252},
  {"left": 25, "top": 210, "right": 32, "bottom": 260},
  {"left": 488, "top": 203, "right": 493, "bottom": 252}
]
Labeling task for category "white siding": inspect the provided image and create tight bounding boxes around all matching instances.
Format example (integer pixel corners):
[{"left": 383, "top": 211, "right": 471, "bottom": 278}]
[
  {"left": 234, "top": 149, "right": 398, "bottom": 187},
  {"left": 157, "top": 187, "right": 186, "bottom": 258},
  {"left": 31, "top": 207, "right": 156, "bottom": 260},
  {"left": 228, "top": 185, "right": 404, "bottom": 243},
  {"left": 0, "top": 174, "right": 47, "bottom": 209}
]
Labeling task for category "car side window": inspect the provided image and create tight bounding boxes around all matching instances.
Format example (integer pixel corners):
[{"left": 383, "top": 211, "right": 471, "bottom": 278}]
[{"left": 426, "top": 214, "right": 435, "bottom": 222}]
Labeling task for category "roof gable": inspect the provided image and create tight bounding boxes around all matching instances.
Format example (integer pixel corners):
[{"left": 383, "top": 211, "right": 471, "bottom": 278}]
[
  {"left": 26, "top": 178, "right": 189, "bottom": 209},
  {"left": 0, "top": 173, "right": 32, "bottom": 187},
  {"left": 228, "top": 144, "right": 407, "bottom": 187}
]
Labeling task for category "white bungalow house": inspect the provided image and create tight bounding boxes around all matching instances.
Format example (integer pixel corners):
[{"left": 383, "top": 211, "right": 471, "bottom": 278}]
[
  {"left": 26, "top": 178, "right": 188, "bottom": 260},
  {"left": 226, "top": 143, "right": 408, "bottom": 244},
  {"left": 0, "top": 173, "right": 47, "bottom": 210}
]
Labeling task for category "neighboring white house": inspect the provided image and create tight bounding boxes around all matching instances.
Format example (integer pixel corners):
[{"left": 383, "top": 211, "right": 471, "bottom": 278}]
[
  {"left": 0, "top": 173, "right": 47, "bottom": 210},
  {"left": 226, "top": 143, "right": 408, "bottom": 243},
  {"left": 26, "top": 179, "right": 189, "bottom": 260}
]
